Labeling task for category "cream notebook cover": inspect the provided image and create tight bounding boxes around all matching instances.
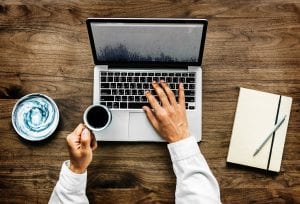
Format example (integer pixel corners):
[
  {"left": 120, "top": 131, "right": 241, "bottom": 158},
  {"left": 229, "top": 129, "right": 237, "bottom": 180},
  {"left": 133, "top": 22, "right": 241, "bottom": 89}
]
[{"left": 227, "top": 88, "right": 292, "bottom": 172}]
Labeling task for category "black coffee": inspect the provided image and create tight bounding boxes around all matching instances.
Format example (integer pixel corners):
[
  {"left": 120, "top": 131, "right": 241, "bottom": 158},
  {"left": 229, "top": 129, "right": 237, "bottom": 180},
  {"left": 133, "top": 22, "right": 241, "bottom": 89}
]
[{"left": 86, "top": 106, "right": 109, "bottom": 128}]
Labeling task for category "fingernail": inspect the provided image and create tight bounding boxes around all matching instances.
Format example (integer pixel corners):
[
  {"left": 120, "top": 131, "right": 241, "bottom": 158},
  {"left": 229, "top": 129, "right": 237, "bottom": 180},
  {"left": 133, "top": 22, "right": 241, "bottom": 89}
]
[
  {"left": 83, "top": 128, "right": 89, "bottom": 137},
  {"left": 153, "top": 81, "right": 156, "bottom": 84}
]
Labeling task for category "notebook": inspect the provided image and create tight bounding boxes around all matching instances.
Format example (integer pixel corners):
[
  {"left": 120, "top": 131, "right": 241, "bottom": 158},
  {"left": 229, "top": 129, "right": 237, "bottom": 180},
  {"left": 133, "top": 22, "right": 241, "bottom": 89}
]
[{"left": 227, "top": 87, "right": 292, "bottom": 172}]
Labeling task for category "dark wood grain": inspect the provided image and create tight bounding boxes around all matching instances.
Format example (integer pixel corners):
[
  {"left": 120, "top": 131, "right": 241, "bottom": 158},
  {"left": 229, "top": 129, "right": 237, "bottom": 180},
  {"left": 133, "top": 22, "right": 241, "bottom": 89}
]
[{"left": 0, "top": 0, "right": 299, "bottom": 203}]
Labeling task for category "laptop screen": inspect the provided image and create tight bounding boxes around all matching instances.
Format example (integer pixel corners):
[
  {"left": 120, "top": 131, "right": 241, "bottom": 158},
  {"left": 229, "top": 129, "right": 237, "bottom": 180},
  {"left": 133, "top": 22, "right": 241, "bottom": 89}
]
[{"left": 87, "top": 19, "right": 207, "bottom": 66}]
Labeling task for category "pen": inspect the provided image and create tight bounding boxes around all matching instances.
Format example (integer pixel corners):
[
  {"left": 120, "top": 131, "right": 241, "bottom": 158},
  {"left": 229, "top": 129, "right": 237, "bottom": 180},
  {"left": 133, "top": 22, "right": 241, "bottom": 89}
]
[{"left": 253, "top": 114, "right": 287, "bottom": 157}]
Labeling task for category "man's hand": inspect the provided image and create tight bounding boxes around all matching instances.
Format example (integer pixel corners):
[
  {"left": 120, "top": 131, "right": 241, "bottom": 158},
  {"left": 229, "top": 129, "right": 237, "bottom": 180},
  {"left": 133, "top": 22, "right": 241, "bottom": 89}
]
[
  {"left": 66, "top": 124, "right": 97, "bottom": 174},
  {"left": 143, "top": 81, "right": 189, "bottom": 143}
]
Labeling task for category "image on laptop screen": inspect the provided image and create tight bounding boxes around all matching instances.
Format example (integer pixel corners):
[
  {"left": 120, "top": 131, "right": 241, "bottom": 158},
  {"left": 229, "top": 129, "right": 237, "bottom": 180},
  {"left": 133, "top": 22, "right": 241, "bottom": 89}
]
[{"left": 90, "top": 22, "right": 204, "bottom": 63}]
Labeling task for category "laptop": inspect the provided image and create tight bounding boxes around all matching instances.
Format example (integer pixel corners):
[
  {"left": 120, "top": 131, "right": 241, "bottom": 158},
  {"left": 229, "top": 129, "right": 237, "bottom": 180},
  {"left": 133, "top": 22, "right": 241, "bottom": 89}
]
[{"left": 86, "top": 18, "right": 208, "bottom": 142}]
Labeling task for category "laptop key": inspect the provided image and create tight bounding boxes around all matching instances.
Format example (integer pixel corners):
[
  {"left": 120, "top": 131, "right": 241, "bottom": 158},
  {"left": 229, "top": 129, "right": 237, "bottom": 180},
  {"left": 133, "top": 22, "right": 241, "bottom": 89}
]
[
  {"left": 141, "top": 96, "right": 147, "bottom": 102},
  {"left": 138, "top": 90, "right": 144, "bottom": 95},
  {"left": 125, "top": 90, "right": 131, "bottom": 95},
  {"left": 186, "top": 78, "right": 195, "bottom": 83},
  {"left": 143, "top": 83, "right": 149, "bottom": 89},
  {"left": 180, "top": 78, "right": 185, "bottom": 83},
  {"left": 101, "top": 89, "right": 111, "bottom": 95},
  {"left": 185, "top": 97, "right": 195, "bottom": 102},
  {"left": 101, "top": 96, "right": 114, "bottom": 101},
  {"left": 114, "top": 77, "right": 119, "bottom": 82},
  {"left": 128, "top": 102, "right": 150, "bottom": 109},
  {"left": 113, "top": 102, "right": 119, "bottom": 108},
  {"left": 117, "top": 83, "right": 123, "bottom": 88},
  {"left": 185, "top": 90, "right": 195, "bottom": 96},
  {"left": 132, "top": 90, "right": 137, "bottom": 95},
  {"left": 130, "top": 83, "right": 136, "bottom": 89},
  {"left": 128, "top": 96, "right": 134, "bottom": 101},
  {"left": 140, "top": 77, "right": 146, "bottom": 82},
  {"left": 120, "top": 102, "right": 127, "bottom": 109},
  {"left": 115, "top": 96, "right": 121, "bottom": 101},
  {"left": 101, "top": 83, "right": 110, "bottom": 88},
  {"left": 107, "top": 102, "right": 112, "bottom": 108},
  {"left": 189, "top": 106, "right": 195, "bottom": 110},
  {"left": 135, "top": 96, "right": 140, "bottom": 101},
  {"left": 112, "top": 89, "right": 117, "bottom": 95}
]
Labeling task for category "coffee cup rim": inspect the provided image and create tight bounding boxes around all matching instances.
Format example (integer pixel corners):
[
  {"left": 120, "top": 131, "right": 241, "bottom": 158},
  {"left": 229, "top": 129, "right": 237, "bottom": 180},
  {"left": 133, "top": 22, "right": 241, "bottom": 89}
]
[{"left": 83, "top": 104, "right": 111, "bottom": 131}]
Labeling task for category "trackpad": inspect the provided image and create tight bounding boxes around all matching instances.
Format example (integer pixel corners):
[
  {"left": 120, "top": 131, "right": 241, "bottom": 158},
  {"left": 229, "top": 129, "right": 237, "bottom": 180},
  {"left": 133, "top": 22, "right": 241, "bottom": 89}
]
[{"left": 129, "top": 112, "right": 164, "bottom": 141}]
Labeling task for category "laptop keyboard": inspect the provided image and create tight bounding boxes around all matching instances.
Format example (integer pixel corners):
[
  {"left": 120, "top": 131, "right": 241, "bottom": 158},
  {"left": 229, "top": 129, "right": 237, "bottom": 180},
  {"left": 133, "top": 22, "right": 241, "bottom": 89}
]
[{"left": 99, "top": 71, "right": 196, "bottom": 110}]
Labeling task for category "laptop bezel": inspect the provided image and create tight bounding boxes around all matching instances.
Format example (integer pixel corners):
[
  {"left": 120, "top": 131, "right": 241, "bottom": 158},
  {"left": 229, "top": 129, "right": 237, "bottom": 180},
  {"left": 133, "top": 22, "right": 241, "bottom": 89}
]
[{"left": 86, "top": 18, "right": 208, "bottom": 68}]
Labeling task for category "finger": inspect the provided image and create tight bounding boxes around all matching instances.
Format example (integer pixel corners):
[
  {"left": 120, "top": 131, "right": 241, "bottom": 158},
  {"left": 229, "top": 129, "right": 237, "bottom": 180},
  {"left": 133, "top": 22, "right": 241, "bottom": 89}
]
[
  {"left": 143, "top": 106, "right": 159, "bottom": 129},
  {"left": 152, "top": 81, "right": 170, "bottom": 108},
  {"left": 67, "top": 124, "right": 85, "bottom": 147},
  {"left": 90, "top": 132, "right": 98, "bottom": 151},
  {"left": 145, "top": 91, "right": 161, "bottom": 111},
  {"left": 160, "top": 80, "right": 177, "bottom": 105},
  {"left": 178, "top": 83, "right": 185, "bottom": 107},
  {"left": 81, "top": 128, "right": 91, "bottom": 150},
  {"left": 74, "top": 123, "right": 85, "bottom": 136}
]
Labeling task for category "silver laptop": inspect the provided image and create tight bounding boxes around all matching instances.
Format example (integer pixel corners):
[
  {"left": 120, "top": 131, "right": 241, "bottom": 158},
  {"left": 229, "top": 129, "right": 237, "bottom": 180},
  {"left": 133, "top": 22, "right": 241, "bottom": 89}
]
[{"left": 86, "top": 18, "right": 208, "bottom": 142}]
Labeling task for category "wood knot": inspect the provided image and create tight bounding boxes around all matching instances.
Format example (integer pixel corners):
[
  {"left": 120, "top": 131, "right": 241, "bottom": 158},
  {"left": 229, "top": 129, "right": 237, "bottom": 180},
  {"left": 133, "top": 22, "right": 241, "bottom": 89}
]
[
  {"left": 0, "top": 4, "right": 9, "bottom": 14},
  {"left": 0, "top": 85, "right": 26, "bottom": 99}
]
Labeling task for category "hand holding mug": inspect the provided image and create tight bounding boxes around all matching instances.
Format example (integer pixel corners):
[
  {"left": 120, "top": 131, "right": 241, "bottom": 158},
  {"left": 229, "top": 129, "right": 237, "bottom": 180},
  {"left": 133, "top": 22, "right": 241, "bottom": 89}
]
[{"left": 66, "top": 124, "right": 97, "bottom": 174}]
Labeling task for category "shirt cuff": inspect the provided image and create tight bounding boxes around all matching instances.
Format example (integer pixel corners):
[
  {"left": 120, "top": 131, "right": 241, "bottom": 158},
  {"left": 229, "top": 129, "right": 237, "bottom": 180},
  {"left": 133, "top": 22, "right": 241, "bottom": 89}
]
[
  {"left": 167, "top": 136, "right": 201, "bottom": 162},
  {"left": 58, "top": 160, "right": 87, "bottom": 193}
]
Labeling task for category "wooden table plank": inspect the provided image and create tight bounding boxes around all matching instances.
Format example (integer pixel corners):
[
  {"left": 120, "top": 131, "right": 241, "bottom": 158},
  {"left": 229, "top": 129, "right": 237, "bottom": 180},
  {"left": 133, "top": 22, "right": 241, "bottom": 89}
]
[{"left": 0, "top": 0, "right": 299, "bottom": 203}]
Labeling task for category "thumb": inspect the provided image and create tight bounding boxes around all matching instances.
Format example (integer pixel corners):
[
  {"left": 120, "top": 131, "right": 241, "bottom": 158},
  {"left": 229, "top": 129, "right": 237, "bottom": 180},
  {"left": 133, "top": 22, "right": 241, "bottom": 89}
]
[{"left": 81, "top": 128, "right": 91, "bottom": 149}]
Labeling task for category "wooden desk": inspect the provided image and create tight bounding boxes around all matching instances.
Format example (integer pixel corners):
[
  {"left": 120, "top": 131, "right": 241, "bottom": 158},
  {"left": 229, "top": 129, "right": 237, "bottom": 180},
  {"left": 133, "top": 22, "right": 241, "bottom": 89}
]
[{"left": 0, "top": 1, "right": 299, "bottom": 203}]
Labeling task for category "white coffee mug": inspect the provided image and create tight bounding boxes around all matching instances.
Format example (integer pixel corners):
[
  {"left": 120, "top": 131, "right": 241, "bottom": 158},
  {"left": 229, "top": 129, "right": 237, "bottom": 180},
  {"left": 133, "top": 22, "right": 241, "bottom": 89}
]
[{"left": 83, "top": 104, "right": 112, "bottom": 131}]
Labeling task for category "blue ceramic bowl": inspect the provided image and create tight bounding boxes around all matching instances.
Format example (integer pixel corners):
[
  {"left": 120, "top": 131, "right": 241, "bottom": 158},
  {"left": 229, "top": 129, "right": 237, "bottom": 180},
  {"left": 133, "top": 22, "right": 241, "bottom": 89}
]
[{"left": 12, "top": 93, "right": 59, "bottom": 141}]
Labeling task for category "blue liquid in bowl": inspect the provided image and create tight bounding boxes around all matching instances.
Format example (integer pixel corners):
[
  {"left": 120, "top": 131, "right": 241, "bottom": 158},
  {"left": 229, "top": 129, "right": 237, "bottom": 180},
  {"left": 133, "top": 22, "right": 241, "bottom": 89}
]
[{"left": 12, "top": 94, "right": 59, "bottom": 141}]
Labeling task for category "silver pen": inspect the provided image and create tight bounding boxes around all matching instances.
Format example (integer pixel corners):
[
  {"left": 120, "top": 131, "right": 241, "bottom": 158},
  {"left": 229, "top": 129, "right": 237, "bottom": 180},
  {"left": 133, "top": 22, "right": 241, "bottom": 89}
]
[{"left": 253, "top": 114, "right": 287, "bottom": 157}]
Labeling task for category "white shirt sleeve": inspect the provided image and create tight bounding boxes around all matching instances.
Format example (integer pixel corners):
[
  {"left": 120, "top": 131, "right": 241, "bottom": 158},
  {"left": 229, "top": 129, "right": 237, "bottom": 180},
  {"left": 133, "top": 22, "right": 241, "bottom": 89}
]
[
  {"left": 49, "top": 160, "right": 89, "bottom": 204},
  {"left": 168, "top": 136, "right": 221, "bottom": 204}
]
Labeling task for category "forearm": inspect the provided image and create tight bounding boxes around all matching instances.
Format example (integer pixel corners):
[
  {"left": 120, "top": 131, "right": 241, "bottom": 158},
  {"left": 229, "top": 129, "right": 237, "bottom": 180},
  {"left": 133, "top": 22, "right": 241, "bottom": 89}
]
[
  {"left": 168, "top": 136, "right": 221, "bottom": 204},
  {"left": 49, "top": 160, "right": 89, "bottom": 204}
]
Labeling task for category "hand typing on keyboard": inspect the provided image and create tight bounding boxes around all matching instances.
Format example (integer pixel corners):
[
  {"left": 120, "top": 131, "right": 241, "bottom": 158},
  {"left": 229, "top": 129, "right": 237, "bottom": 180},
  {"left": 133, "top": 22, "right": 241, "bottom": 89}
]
[{"left": 143, "top": 81, "right": 189, "bottom": 143}]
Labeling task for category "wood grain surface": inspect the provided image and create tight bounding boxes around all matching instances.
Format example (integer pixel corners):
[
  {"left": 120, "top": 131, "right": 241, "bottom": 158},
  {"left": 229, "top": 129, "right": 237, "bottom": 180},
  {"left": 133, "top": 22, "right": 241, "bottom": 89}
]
[{"left": 0, "top": 0, "right": 299, "bottom": 203}]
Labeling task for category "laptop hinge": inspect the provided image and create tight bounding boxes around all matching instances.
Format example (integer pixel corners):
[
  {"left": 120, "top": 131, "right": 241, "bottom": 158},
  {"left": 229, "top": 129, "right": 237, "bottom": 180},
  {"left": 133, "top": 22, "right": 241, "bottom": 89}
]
[{"left": 108, "top": 64, "right": 189, "bottom": 70}]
